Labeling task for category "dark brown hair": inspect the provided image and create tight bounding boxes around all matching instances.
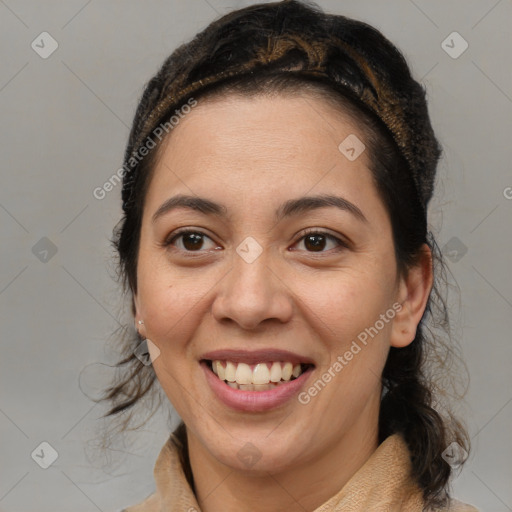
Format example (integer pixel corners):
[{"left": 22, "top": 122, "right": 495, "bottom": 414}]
[{"left": 96, "top": 1, "right": 469, "bottom": 509}]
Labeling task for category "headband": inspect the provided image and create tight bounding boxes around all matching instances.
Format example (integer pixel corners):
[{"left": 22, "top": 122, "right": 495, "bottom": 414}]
[{"left": 121, "top": 32, "right": 439, "bottom": 214}]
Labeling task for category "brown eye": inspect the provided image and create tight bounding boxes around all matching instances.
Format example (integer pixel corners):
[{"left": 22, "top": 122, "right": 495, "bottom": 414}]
[
  {"left": 294, "top": 230, "right": 348, "bottom": 253},
  {"left": 304, "top": 234, "right": 328, "bottom": 252},
  {"left": 165, "top": 230, "right": 220, "bottom": 252},
  {"left": 180, "top": 232, "right": 205, "bottom": 251}
]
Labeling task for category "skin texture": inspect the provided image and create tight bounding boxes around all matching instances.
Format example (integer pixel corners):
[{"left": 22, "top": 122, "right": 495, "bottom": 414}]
[{"left": 133, "top": 93, "right": 433, "bottom": 512}]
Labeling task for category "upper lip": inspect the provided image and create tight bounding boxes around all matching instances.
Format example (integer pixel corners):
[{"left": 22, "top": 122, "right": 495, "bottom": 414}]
[{"left": 200, "top": 349, "right": 316, "bottom": 366}]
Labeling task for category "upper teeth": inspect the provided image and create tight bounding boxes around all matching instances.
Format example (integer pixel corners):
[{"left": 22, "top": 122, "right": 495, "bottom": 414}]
[{"left": 211, "top": 360, "right": 303, "bottom": 385}]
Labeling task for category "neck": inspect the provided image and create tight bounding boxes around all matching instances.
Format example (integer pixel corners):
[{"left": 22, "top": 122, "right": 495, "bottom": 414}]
[{"left": 187, "top": 398, "right": 380, "bottom": 512}]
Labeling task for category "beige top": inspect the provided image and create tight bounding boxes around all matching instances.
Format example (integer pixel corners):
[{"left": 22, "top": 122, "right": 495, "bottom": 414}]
[{"left": 121, "top": 433, "right": 478, "bottom": 512}]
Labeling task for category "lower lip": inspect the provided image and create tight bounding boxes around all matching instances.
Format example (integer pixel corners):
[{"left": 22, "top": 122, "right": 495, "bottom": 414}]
[{"left": 201, "top": 361, "right": 314, "bottom": 412}]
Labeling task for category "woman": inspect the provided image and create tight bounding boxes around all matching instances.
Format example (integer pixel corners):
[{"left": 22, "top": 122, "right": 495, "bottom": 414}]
[{"left": 101, "top": 1, "right": 477, "bottom": 510}]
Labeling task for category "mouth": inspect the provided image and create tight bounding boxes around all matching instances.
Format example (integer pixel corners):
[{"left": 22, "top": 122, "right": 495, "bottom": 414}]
[
  {"left": 202, "top": 359, "right": 315, "bottom": 391},
  {"left": 199, "top": 349, "right": 316, "bottom": 411}
]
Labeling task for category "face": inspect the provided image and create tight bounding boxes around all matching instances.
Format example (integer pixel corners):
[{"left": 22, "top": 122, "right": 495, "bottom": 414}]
[{"left": 133, "top": 92, "right": 423, "bottom": 474}]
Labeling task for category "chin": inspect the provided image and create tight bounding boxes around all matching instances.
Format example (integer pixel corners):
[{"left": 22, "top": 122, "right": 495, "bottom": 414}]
[
  {"left": 192, "top": 420, "right": 314, "bottom": 474},
  {"left": 216, "top": 441, "right": 303, "bottom": 474}
]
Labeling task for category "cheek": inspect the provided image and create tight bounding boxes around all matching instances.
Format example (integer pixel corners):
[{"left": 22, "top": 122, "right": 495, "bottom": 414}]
[
  {"left": 138, "top": 278, "right": 198, "bottom": 349},
  {"left": 136, "top": 256, "right": 210, "bottom": 413},
  {"left": 295, "top": 264, "right": 396, "bottom": 394},
  {"left": 135, "top": 247, "right": 219, "bottom": 356},
  {"left": 136, "top": 249, "right": 185, "bottom": 344},
  {"left": 298, "top": 263, "right": 396, "bottom": 338}
]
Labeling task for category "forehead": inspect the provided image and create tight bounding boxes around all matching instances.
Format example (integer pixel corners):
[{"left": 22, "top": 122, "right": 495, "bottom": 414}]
[
  {"left": 169, "top": 91, "right": 364, "bottom": 149},
  {"left": 144, "top": 92, "right": 385, "bottom": 223}
]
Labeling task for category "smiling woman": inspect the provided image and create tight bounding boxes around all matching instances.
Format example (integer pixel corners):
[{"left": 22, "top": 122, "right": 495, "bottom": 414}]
[{"left": 98, "top": 1, "right": 477, "bottom": 511}]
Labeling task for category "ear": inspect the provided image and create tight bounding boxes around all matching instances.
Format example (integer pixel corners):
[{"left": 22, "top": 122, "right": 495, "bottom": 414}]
[{"left": 390, "top": 244, "right": 433, "bottom": 348}]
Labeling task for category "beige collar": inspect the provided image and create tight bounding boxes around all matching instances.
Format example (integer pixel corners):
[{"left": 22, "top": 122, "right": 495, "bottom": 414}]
[{"left": 125, "top": 433, "right": 431, "bottom": 511}]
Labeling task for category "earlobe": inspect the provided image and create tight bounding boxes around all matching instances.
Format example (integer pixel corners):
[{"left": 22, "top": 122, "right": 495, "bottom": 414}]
[
  {"left": 390, "top": 244, "right": 433, "bottom": 348},
  {"left": 133, "top": 294, "right": 147, "bottom": 338},
  {"left": 135, "top": 318, "right": 147, "bottom": 338}
]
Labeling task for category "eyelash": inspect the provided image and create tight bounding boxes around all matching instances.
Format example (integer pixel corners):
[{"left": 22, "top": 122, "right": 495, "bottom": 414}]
[{"left": 162, "top": 227, "right": 349, "bottom": 255}]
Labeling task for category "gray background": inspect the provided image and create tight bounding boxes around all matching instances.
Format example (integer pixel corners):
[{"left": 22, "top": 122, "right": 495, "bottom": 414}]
[{"left": 1, "top": 1, "right": 511, "bottom": 511}]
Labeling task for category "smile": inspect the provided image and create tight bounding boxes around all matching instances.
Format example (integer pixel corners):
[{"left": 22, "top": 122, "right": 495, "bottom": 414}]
[
  {"left": 200, "top": 352, "right": 315, "bottom": 412},
  {"left": 205, "top": 360, "right": 313, "bottom": 391}
]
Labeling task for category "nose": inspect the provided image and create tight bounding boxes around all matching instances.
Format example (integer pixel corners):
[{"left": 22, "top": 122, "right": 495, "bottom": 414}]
[{"left": 210, "top": 245, "right": 294, "bottom": 330}]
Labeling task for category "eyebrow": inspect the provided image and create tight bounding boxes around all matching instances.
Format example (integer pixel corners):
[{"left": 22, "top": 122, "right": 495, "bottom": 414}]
[{"left": 151, "top": 193, "right": 368, "bottom": 225}]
